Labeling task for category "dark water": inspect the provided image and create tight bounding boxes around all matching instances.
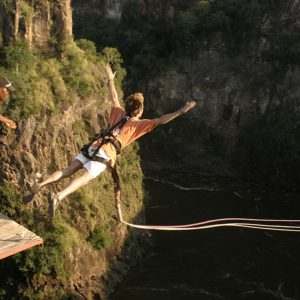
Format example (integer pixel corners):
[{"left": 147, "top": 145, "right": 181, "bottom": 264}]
[{"left": 111, "top": 179, "right": 300, "bottom": 300}]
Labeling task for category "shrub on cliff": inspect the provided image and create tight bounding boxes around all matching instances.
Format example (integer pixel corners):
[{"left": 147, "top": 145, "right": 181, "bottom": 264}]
[
  {"left": 0, "top": 183, "right": 33, "bottom": 225},
  {"left": 87, "top": 226, "right": 112, "bottom": 250},
  {"left": 1, "top": 39, "right": 122, "bottom": 120},
  {"left": 4, "top": 39, "right": 36, "bottom": 73},
  {"left": 0, "top": 35, "right": 149, "bottom": 299}
]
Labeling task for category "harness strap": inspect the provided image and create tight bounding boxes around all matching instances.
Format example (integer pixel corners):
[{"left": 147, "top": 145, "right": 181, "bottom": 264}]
[
  {"left": 110, "top": 139, "right": 122, "bottom": 155},
  {"left": 82, "top": 116, "right": 129, "bottom": 160},
  {"left": 80, "top": 116, "right": 127, "bottom": 198}
]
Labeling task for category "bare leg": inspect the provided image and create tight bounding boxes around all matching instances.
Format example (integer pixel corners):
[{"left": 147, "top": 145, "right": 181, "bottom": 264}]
[
  {"left": 40, "top": 159, "right": 83, "bottom": 187},
  {"left": 57, "top": 170, "right": 94, "bottom": 201}
]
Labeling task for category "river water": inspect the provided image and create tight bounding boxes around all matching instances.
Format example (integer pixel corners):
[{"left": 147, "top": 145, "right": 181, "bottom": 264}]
[{"left": 111, "top": 178, "right": 300, "bottom": 300}]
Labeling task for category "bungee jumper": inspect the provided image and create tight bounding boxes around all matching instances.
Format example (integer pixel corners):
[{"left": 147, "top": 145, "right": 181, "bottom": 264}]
[
  {"left": 27, "top": 64, "right": 196, "bottom": 218},
  {"left": 0, "top": 75, "right": 17, "bottom": 129}
]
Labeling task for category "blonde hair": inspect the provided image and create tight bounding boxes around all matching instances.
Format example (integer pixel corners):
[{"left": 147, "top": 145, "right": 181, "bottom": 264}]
[{"left": 125, "top": 92, "right": 144, "bottom": 117}]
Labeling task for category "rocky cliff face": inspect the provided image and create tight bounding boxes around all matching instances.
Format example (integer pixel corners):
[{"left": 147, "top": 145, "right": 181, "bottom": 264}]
[
  {"left": 0, "top": 0, "right": 72, "bottom": 47},
  {"left": 72, "top": 0, "right": 126, "bottom": 23},
  {"left": 138, "top": 0, "right": 300, "bottom": 188},
  {"left": 0, "top": 1, "right": 149, "bottom": 298}
]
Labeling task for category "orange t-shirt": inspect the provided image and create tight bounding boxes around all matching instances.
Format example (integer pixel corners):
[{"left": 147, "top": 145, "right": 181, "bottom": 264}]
[{"left": 101, "top": 106, "right": 157, "bottom": 164}]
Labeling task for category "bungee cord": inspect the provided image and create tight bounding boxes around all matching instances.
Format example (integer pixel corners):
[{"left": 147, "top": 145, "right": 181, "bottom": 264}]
[{"left": 117, "top": 203, "right": 300, "bottom": 233}]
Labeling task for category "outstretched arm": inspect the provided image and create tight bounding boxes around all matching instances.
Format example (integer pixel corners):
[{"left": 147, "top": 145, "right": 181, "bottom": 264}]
[
  {"left": 153, "top": 100, "right": 196, "bottom": 125},
  {"left": 105, "top": 64, "right": 121, "bottom": 108}
]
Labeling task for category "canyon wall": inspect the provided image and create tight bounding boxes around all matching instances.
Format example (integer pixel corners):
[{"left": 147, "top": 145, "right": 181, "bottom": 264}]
[{"left": 0, "top": 1, "right": 148, "bottom": 298}]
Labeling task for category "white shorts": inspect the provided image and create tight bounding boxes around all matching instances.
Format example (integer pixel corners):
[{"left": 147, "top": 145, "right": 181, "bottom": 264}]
[{"left": 75, "top": 148, "right": 111, "bottom": 178}]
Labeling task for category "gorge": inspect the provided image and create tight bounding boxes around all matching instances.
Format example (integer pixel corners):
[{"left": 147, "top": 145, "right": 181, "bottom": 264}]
[{"left": 0, "top": 0, "right": 300, "bottom": 299}]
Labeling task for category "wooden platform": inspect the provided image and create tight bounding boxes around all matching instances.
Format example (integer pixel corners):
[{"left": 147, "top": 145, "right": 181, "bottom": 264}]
[{"left": 0, "top": 213, "right": 43, "bottom": 260}]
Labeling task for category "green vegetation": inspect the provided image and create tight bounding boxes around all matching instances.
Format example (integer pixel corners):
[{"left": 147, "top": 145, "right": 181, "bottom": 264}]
[
  {"left": 4, "top": 39, "right": 36, "bottom": 73},
  {"left": 0, "top": 39, "right": 126, "bottom": 121},
  {"left": 0, "top": 0, "right": 14, "bottom": 12},
  {"left": 74, "top": 0, "right": 268, "bottom": 80},
  {"left": 74, "top": 0, "right": 300, "bottom": 82},
  {"left": 16, "top": 221, "right": 78, "bottom": 281},
  {"left": 87, "top": 226, "right": 112, "bottom": 250},
  {"left": 0, "top": 183, "right": 33, "bottom": 224},
  {"left": 0, "top": 34, "right": 145, "bottom": 298},
  {"left": 19, "top": 1, "right": 34, "bottom": 21},
  {"left": 117, "top": 0, "right": 267, "bottom": 76}
]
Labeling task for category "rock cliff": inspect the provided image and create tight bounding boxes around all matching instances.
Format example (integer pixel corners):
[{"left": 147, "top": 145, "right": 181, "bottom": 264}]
[
  {"left": 0, "top": 1, "right": 149, "bottom": 299},
  {"left": 0, "top": 0, "right": 72, "bottom": 47}
]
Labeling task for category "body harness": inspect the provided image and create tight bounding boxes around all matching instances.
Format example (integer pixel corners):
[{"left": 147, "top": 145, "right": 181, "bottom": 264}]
[{"left": 81, "top": 116, "right": 130, "bottom": 193}]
